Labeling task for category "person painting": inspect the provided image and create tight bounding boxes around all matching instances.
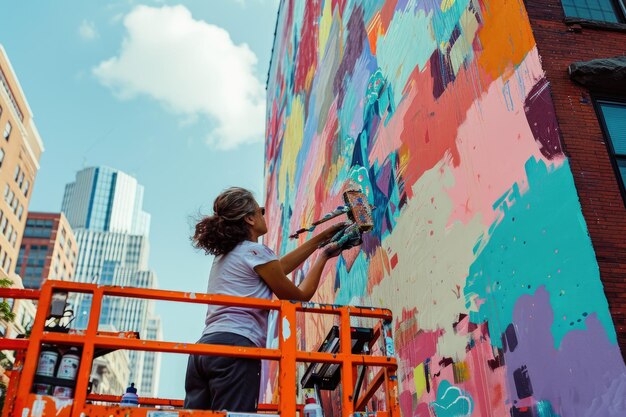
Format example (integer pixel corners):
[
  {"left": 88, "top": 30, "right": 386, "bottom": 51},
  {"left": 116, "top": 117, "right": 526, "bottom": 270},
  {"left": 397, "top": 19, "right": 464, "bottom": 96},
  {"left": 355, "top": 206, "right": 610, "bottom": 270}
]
[{"left": 184, "top": 187, "right": 358, "bottom": 411}]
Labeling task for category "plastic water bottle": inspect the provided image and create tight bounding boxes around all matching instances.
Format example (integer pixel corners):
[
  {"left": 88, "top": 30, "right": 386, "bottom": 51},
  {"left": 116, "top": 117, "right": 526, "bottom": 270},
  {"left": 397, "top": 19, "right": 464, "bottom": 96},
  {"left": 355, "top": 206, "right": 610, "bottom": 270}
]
[
  {"left": 303, "top": 396, "right": 323, "bottom": 417},
  {"left": 120, "top": 383, "right": 139, "bottom": 407}
]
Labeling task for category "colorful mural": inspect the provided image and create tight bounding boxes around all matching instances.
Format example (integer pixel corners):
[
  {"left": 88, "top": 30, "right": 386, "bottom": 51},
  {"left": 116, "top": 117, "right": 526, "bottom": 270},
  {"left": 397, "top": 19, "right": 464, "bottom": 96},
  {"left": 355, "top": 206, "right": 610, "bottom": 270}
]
[{"left": 264, "top": 1, "right": 626, "bottom": 416}]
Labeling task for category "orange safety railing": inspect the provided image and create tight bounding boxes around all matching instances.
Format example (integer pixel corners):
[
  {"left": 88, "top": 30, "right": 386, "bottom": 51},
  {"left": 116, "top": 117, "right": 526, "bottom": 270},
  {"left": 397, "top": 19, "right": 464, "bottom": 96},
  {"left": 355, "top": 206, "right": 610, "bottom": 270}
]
[{"left": 0, "top": 280, "right": 400, "bottom": 417}]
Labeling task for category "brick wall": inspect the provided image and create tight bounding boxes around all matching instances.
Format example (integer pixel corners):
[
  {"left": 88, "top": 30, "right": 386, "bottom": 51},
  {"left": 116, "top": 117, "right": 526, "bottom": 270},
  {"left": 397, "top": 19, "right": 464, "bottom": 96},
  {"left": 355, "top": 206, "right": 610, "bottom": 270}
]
[{"left": 524, "top": 0, "right": 626, "bottom": 354}]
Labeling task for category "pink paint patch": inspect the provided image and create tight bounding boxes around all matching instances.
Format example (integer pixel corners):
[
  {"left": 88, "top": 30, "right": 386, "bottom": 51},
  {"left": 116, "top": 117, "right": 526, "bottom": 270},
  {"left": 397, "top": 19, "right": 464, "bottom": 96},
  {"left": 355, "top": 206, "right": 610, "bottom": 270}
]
[
  {"left": 396, "top": 329, "right": 443, "bottom": 368},
  {"left": 445, "top": 49, "right": 565, "bottom": 227}
]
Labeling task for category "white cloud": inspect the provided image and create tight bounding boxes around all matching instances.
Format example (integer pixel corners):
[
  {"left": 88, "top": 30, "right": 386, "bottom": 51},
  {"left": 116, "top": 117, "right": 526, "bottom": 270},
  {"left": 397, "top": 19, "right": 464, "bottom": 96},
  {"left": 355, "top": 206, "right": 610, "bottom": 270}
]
[
  {"left": 93, "top": 5, "right": 266, "bottom": 150},
  {"left": 78, "top": 20, "right": 99, "bottom": 40}
]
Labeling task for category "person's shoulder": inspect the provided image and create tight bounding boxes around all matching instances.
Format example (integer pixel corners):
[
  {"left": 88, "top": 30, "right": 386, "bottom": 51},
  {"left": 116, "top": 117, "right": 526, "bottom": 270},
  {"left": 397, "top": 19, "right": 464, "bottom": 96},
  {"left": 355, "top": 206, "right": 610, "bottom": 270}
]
[{"left": 240, "top": 241, "right": 277, "bottom": 259}]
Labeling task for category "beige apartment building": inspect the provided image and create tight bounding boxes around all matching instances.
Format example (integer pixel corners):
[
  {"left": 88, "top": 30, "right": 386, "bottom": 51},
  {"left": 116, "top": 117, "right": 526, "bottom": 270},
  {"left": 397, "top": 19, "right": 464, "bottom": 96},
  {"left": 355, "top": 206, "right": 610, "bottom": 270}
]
[{"left": 0, "top": 45, "right": 44, "bottom": 281}]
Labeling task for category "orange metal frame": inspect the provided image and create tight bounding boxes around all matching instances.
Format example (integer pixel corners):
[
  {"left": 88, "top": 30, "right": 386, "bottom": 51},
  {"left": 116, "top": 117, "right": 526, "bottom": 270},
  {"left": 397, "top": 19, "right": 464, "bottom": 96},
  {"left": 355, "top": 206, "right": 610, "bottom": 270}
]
[{"left": 0, "top": 280, "right": 400, "bottom": 417}]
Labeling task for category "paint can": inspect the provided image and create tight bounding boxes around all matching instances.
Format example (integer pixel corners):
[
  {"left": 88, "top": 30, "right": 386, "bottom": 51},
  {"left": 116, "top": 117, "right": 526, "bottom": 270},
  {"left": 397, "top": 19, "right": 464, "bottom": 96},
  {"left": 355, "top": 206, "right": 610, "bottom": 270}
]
[
  {"left": 52, "top": 386, "right": 73, "bottom": 398},
  {"left": 56, "top": 347, "right": 80, "bottom": 380},
  {"left": 33, "top": 383, "right": 52, "bottom": 395},
  {"left": 36, "top": 346, "right": 59, "bottom": 377}
]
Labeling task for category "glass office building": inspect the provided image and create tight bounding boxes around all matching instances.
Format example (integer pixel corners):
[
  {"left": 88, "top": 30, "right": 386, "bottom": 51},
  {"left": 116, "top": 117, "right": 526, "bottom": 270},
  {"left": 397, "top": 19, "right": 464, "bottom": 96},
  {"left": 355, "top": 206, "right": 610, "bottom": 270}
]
[{"left": 63, "top": 167, "right": 161, "bottom": 396}]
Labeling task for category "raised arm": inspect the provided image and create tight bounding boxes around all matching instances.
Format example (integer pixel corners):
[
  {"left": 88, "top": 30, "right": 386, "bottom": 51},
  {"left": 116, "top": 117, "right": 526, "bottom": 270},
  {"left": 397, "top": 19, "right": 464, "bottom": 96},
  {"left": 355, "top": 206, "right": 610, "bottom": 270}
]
[
  {"left": 279, "top": 222, "right": 347, "bottom": 274},
  {"left": 254, "top": 251, "right": 332, "bottom": 301}
]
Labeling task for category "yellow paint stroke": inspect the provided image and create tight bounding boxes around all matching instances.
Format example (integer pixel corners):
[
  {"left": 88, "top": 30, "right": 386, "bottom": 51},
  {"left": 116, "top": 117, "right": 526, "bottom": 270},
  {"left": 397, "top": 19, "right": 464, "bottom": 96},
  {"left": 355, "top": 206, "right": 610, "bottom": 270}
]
[
  {"left": 414, "top": 363, "right": 427, "bottom": 398},
  {"left": 278, "top": 96, "right": 305, "bottom": 202},
  {"left": 478, "top": 0, "right": 536, "bottom": 80},
  {"left": 441, "top": 0, "right": 456, "bottom": 12},
  {"left": 318, "top": 0, "right": 332, "bottom": 59},
  {"left": 453, "top": 361, "right": 470, "bottom": 383}
]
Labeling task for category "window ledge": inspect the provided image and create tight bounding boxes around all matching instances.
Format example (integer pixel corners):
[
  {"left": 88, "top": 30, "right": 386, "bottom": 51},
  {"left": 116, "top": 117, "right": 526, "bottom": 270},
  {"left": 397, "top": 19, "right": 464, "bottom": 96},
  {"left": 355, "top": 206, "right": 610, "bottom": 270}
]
[{"left": 564, "top": 17, "right": 626, "bottom": 32}]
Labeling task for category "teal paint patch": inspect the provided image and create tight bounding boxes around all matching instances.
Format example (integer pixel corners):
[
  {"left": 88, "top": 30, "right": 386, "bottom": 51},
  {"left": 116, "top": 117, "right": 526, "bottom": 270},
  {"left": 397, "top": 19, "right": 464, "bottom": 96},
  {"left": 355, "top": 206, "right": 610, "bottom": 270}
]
[
  {"left": 430, "top": 380, "right": 473, "bottom": 417},
  {"left": 430, "top": 0, "right": 471, "bottom": 46},
  {"left": 376, "top": 1, "right": 436, "bottom": 108},
  {"left": 464, "top": 158, "right": 617, "bottom": 348},
  {"left": 335, "top": 250, "right": 369, "bottom": 305},
  {"left": 536, "top": 400, "right": 561, "bottom": 417}
]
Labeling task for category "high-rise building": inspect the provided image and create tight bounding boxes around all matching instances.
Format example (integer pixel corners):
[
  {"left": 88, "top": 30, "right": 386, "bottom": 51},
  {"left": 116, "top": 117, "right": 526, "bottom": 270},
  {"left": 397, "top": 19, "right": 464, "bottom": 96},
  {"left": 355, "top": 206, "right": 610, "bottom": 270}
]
[
  {"left": 0, "top": 45, "right": 44, "bottom": 280},
  {"left": 63, "top": 166, "right": 161, "bottom": 396},
  {"left": 17, "top": 212, "right": 77, "bottom": 289},
  {"left": 140, "top": 313, "right": 162, "bottom": 397}
]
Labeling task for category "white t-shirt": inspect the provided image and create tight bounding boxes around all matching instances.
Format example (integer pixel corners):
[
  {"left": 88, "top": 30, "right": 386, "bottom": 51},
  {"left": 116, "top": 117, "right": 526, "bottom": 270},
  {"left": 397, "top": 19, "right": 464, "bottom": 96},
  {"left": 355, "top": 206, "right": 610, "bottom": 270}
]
[{"left": 202, "top": 240, "right": 278, "bottom": 347}]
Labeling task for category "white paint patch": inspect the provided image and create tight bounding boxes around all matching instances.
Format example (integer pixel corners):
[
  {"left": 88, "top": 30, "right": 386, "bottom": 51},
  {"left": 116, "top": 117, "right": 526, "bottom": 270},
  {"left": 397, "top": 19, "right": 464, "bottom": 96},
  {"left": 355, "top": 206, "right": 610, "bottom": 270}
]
[
  {"left": 371, "top": 160, "right": 484, "bottom": 360},
  {"left": 282, "top": 316, "right": 292, "bottom": 341},
  {"left": 31, "top": 399, "right": 44, "bottom": 417},
  {"left": 51, "top": 396, "right": 73, "bottom": 413},
  {"left": 189, "top": 292, "right": 196, "bottom": 299}
]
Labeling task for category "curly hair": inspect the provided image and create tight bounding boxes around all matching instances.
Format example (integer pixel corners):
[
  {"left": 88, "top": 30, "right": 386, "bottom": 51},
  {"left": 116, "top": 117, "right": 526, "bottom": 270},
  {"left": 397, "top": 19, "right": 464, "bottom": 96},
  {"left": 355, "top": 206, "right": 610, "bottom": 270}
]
[{"left": 192, "top": 187, "right": 258, "bottom": 256}]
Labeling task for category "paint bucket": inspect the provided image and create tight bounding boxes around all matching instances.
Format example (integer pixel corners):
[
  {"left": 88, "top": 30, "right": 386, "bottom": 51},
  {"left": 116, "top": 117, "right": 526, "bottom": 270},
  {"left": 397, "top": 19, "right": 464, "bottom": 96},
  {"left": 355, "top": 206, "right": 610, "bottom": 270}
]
[
  {"left": 33, "top": 383, "right": 52, "bottom": 395},
  {"left": 56, "top": 348, "right": 80, "bottom": 380},
  {"left": 52, "top": 386, "right": 73, "bottom": 398},
  {"left": 36, "top": 347, "right": 59, "bottom": 377}
]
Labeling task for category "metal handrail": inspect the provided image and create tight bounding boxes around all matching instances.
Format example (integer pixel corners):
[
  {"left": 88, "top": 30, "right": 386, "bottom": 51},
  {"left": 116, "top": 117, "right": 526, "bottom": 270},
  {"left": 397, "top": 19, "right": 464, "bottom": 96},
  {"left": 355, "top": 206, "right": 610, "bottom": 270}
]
[{"left": 0, "top": 280, "right": 400, "bottom": 417}]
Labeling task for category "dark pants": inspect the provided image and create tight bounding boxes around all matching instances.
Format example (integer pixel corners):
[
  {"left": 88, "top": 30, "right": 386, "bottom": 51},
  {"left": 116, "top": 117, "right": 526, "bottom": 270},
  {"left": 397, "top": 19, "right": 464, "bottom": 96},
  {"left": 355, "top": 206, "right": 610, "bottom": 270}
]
[{"left": 184, "top": 332, "right": 261, "bottom": 412}]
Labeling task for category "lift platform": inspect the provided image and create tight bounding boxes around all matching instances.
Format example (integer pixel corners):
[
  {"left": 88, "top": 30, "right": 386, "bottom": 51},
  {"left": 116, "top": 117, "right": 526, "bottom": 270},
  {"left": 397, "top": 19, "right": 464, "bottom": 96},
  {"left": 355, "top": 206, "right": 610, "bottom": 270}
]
[{"left": 0, "top": 280, "right": 400, "bottom": 417}]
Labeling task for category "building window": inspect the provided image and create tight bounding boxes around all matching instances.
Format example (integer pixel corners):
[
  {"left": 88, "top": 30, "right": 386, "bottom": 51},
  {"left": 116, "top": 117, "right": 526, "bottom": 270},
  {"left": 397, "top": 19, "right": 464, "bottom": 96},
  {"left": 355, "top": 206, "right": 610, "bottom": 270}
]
[
  {"left": 596, "top": 99, "right": 626, "bottom": 200},
  {"left": 24, "top": 219, "right": 53, "bottom": 239},
  {"left": 2, "top": 122, "right": 10, "bottom": 141},
  {"left": 562, "top": 0, "right": 626, "bottom": 23},
  {"left": 0, "top": 148, "right": 4, "bottom": 168}
]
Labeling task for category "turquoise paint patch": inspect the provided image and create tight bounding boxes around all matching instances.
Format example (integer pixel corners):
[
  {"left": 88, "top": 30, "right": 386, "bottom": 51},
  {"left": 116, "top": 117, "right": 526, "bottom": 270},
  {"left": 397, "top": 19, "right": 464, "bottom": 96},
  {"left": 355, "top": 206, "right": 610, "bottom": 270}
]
[
  {"left": 464, "top": 158, "right": 617, "bottom": 348},
  {"left": 430, "top": 380, "right": 473, "bottom": 417},
  {"left": 335, "top": 250, "right": 369, "bottom": 305},
  {"left": 536, "top": 400, "right": 561, "bottom": 417},
  {"left": 430, "top": 0, "right": 471, "bottom": 46},
  {"left": 376, "top": 1, "right": 436, "bottom": 109}
]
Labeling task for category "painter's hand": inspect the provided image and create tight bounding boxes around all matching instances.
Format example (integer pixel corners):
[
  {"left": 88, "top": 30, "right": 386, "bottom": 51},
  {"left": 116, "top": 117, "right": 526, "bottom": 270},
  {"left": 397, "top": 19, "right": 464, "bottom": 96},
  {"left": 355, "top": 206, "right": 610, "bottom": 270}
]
[
  {"left": 323, "top": 241, "right": 344, "bottom": 258},
  {"left": 316, "top": 221, "right": 350, "bottom": 244}
]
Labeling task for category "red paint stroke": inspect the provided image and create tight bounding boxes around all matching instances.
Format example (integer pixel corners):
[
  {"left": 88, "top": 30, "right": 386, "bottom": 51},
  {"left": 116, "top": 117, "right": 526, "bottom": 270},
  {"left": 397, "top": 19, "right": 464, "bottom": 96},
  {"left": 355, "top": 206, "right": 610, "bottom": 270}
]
[
  {"left": 294, "top": 0, "right": 321, "bottom": 93},
  {"left": 390, "top": 253, "right": 398, "bottom": 269}
]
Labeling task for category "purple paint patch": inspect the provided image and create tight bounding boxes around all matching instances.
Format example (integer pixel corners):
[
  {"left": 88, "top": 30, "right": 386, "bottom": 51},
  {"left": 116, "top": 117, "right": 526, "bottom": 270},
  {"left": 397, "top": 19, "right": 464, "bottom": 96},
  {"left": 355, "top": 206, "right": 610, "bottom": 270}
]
[
  {"left": 524, "top": 78, "right": 563, "bottom": 159},
  {"left": 505, "top": 287, "right": 626, "bottom": 417},
  {"left": 334, "top": 6, "right": 367, "bottom": 106},
  {"left": 430, "top": 49, "right": 455, "bottom": 99}
]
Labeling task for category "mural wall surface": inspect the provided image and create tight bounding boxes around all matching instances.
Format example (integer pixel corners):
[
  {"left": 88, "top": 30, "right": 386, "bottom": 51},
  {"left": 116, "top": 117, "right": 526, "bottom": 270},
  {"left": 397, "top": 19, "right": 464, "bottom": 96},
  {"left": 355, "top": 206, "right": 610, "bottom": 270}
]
[{"left": 264, "top": 1, "right": 626, "bottom": 416}]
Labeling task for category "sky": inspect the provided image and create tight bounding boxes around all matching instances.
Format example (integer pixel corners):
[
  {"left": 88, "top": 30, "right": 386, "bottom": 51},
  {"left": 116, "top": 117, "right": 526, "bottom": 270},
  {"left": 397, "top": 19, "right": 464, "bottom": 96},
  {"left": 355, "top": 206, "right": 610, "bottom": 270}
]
[{"left": 0, "top": 0, "right": 280, "bottom": 399}]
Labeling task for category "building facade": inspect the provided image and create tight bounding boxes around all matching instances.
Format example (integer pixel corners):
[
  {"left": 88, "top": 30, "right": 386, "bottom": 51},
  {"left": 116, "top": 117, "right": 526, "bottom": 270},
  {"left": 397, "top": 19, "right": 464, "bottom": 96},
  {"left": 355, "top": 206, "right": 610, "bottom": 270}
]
[
  {"left": 17, "top": 212, "right": 77, "bottom": 289},
  {"left": 0, "top": 45, "right": 44, "bottom": 373},
  {"left": 0, "top": 45, "right": 44, "bottom": 280},
  {"left": 140, "top": 314, "right": 162, "bottom": 397},
  {"left": 63, "top": 166, "right": 161, "bottom": 396},
  {"left": 524, "top": 0, "right": 626, "bottom": 356},
  {"left": 265, "top": 1, "right": 626, "bottom": 416}
]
